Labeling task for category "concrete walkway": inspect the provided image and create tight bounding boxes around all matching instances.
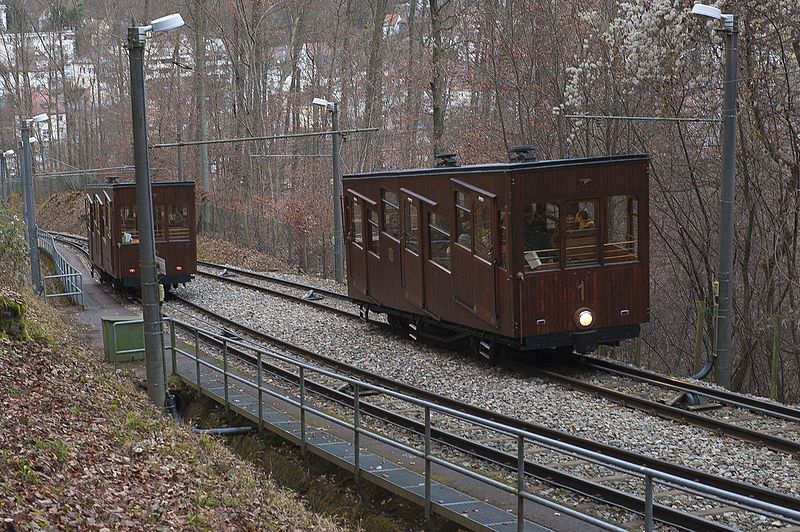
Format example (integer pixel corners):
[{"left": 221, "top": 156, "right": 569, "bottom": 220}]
[{"left": 54, "top": 242, "right": 140, "bottom": 351}]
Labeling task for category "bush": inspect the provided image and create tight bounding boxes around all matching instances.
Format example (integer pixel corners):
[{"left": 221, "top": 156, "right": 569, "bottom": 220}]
[{"left": 0, "top": 205, "right": 29, "bottom": 288}]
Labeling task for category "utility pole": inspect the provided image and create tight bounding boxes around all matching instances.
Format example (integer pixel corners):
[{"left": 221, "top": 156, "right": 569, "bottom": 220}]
[
  {"left": 21, "top": 124, "right": 42, "bottom": 292},
  {"left": 0, "top": 152, "right": 8, "bottom": 206},
  {"left": 177, "top": 131, "right": 184, "bottom": 181},
  {"left": 331, "top": 104, "right": 344, "bottom": 283},
  {"left": 714, "top": 14, "right": 739, "bottom": 390},
  {"left": 128, "top": 24, "right": 166, "bottom": 408},
  {"left": 691, "top": 4, "right": 739, "bottom": 389}
]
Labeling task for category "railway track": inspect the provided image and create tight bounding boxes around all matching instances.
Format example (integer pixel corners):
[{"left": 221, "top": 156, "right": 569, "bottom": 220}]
[
  {"left": 189, "top": 257, "right": 800, "bottom": 456},
  {"left": 51, "top": 232, "right": 800, "bottom": 528},
  {"left": 164, "top": 294, "right": 800, "bottom": 531},
  {"left": 52, "top": 233, "right": 800, "bottom": 453}
]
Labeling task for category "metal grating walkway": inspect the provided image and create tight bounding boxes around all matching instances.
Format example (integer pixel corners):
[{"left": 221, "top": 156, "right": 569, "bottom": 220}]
[{"left": 171, "top": 346, "right": 552, "bottom": 532}]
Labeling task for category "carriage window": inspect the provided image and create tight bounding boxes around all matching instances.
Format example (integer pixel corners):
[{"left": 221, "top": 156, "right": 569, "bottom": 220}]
[
  {"left": 95, "top": 202, "right": 101, "bottom": 236},
  {"left": 523, "top": 203, "right": 560, "bottom": 271},
  {"left": 154, "top": 205, "right": 166, "bottom": 241},
  {"left": 565, "top": 199, "right": 598, "bottom": 266},
  {"left": 454, "top": 190, "right": 471, "bottom": 250},
  {"left": 351, "top": 199, "right": 363, "bottom": 246},
  {"left": 120, "top": 205, "right": 139, "bottom": 244},
  {"left": 168, "top": 204, "right": 190, "bottom": 241},
  {"left": 104, "top": 203, "right": 110, "bottom": 239},
  {"left": 606, "top": 195, "right": 638, "bottom": 263},
  {"left": 367, "top": 208, "right": 380, "bottom": 255},
  {"left": 498, "top": 210, "right": 507, "bottom": 270},
  {"left": 473, "top": 198, "right": 492, "bottom": 262},
  {"left": 428, "top": 212, "right": 451, "bottom": 271},
  {"left": 381, "top": 190, "right": 400, "bottom": 239},
  {"left": 404, "top": 200, "right": 419, "bottom": 254}
]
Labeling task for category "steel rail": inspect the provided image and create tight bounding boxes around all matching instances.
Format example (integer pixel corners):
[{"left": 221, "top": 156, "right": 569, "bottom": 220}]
[
  {"left": 198, "top": 258, "right": 800, "bottom": 454},
  {"left": 200, "top": 255, "right": 799, "bottom": 427},
  {"left": 533, "top": 369, "right": 799, "bottom": 455},
  {"left": 168, "top": 300, "right": 739, "bottom": 531},
  {"left": 580, "top": 356, "right": 800, "bottom": 424},
  {"left": 197, "top": 260, "right": 348, "bottom": 301},
  {"left": 195, "top": 268, "right": 355, "bottom": 318},
  {"left": 53, "top": 235, "right": 800, "bottom": 524},
  {"left": 167, "top": 295, "right": 800, "bottom": 513},
  {"left": 56, "top": 235, "right": 800, "bottom": 454}
]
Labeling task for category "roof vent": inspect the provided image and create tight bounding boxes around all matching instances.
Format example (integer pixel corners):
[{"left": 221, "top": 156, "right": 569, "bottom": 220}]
[
  {"left": 434, "top": 152, "right": 458, "bottom": 167},
  {"left": 105, "top": 175, "right": 120, "bottom": 183},
  {"left": 508, "top": 145, "right": 537, "bottom": 163}
]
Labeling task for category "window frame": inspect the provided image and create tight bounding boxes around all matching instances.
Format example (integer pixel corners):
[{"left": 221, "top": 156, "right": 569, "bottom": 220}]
[
  {"left": 523, "top": 201, "right": 561, "bottom": 274},
  {"left": 351, "top": 197, "right": 364, "bottom": 248},
  {"left": 380, "top": 189, "right": 400, "bottom": 241},
  {"left": 454, "top": 190, "right": 472, "bottom": 252},
  {"left": 167, "top": 204, "right": 190, "bottom": 242},
  {"left": 367, "top": 208, "right": 380, "bottom": 256},
  {"left": 564, "top": 198, "right": 599, "bottom": 269},
  {"left": 428, "top": 210, "right": 451, "bottom": 272},
  {"left": 604, "top": 194, "right": 639, "bottom": 264}
]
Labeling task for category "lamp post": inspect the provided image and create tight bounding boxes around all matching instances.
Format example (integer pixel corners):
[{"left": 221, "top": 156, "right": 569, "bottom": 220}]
[
  {"left": 692, "top": 3, "right": 738, "bottom": 390},
  {"left": 312, "top": 97, "right": 344, "bottom": 283},
  {"left": 0, "top": 149, "right": 13, "bottom": 206},
  {"left": 21, "top": 115, "right": 48, "bottom": 292},
  {"left": 128, "top": 13, "right": 185, "bottom": 408}
]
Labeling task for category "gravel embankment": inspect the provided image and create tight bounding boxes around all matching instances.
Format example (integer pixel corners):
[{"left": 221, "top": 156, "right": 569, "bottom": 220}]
[{"left": 171, "top": 276, "right": 800, "bottom": 501}]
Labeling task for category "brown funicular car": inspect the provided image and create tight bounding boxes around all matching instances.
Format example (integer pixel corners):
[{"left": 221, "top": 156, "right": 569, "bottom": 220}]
[
  {"left": 342, "top": 153, "right": 649, "bottom": 356},
  {"left": 86, "top": 180, "right": 197, "bottom": 290}
]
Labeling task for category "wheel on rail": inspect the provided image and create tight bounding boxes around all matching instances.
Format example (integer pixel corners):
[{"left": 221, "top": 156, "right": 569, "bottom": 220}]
[
  {"left": 471, "top": 336, "right": 501, "bottom": 366},
  {"left": 387, "top": 314, "right": 408, "bottom": 334}
]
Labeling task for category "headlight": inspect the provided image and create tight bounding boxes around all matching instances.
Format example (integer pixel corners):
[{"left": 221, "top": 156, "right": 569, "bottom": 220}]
[{"left": 577, "top": 309, "right": 593, "bottom": 328}]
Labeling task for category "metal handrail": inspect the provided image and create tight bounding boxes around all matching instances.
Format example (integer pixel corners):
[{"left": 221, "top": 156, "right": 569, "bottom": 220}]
[
  {"left": 144, "top": 316, "right": 800, "bottom": 531},
  {"left": 37, "top": 228, "right": 84, "bottom": 308}
]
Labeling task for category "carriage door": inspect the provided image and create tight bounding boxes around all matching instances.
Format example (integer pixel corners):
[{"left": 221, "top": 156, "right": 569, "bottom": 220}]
[
  {"left": 102, "top": 191, "right": 113, "bottom": 273},
  {"left": 86, "top": 195, "right": 95, "bottom": 263},
  {"left": 345, "top": 192, "right": 368, "bottom": 295},
  {"left": 400, "top": 190, "right": 424, "bottom": 309},
  {"left": 452, "top": 183, "right": 498, "bottom": 326}
]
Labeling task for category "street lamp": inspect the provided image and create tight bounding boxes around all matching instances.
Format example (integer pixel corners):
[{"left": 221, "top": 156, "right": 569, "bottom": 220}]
[
  {"left": 692, "top": 3, "right": 738, "bottom": 390},
  {"left": 128, "top": 12, "right": 185, "bottom": 408},
  {"left": 1, "top": 149, "right": 14, "bottom": 206},
  {"left": 21, "top": 115, "right": 47, "bottom": 293},
  {"left": 312, "top": 97, "right": 344, "bottom": 283}
]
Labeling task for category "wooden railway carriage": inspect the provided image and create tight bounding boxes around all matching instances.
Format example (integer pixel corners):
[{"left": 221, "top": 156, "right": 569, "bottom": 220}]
[
  {"left": 86, "top": 181, "right": 197, "bottom": 289},
  {"left": 342, "top": 154, "right": 649, "bottom": 355}
]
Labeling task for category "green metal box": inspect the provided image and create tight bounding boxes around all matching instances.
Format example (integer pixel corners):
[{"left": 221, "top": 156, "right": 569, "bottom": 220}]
[{"left": 101, "top": 316, "right": 144, "bottom": 362}]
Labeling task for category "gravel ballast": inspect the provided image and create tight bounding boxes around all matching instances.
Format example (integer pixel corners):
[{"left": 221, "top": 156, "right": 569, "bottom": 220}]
[{"left": 170, "top": 275, "right": 800, "bottom": 504}]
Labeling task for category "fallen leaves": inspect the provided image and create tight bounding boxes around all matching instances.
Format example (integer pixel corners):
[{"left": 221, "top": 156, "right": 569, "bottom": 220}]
[{"left": 0, "top": 292, "right": 342, "bottom": 530}]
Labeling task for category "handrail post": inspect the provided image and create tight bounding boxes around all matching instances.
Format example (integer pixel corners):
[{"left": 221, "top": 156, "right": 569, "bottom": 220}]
[
  {"left": 222, "top": 338, "right": 229, "bottom": 417},
  {"left": 424, "top": 405, "right": 431, "bottom": 522},
  {"left": 645, "top": 473, "right": 654, "bottom": 532},
  {"left": 161, "top": 321, "right": 167, "bottom": 385},
  {"left": 353, "top": 384, "right": 360, "bottom": 487},
  {"left": 257, "top": 350, "right": 263, "bottom": 435},
  {"left": 517, "top": 434, "right": 525, "bottom": 532},
  {"left": 170, "top": 319, "right": 177, "bottom": 376},
  {"left": 194, "top": 329, "right": 201, "bottom": 394},
  {"left": 300, "top": 366, "right": 306, "bottom": 458}
]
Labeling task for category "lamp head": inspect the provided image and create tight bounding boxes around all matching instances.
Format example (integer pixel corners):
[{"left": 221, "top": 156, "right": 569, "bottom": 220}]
[
  {"left": 26, "top": 113, "right": 49, "bottom": 124},
  {"left": 691, "top": 4, "right": 722, "bottom": 20},
  {"left": 150, "top": 13, "right": 184, "bottom": 34},
  {"left": 312, "top": 97, "right": 336, "bottom": 111},
  {"left": 691, "top": 3, "right": 735, "bottom": 29}
]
